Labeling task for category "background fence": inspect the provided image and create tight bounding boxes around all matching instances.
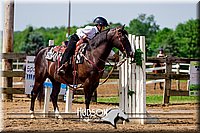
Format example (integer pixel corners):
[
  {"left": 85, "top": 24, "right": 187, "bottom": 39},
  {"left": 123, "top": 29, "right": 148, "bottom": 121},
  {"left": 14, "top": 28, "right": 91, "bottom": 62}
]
[{"left": 1, "top": 53, "right": 199, "bottom": 104}]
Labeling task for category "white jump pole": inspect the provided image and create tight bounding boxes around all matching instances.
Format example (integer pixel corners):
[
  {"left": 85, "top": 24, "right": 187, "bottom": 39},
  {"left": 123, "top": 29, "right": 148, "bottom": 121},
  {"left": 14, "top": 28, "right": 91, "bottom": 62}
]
[
  {"left": 65, "top": 87, "right": 72, "bottom": 113},
  {"left": 119, "top": 35, "right": 146, "bottom": 124},
  {"left": 140, "top": 36, "right": 146, "bottom": 124},
  {"left": 43, "top": 78, "right": 51, "bottom": 117}
]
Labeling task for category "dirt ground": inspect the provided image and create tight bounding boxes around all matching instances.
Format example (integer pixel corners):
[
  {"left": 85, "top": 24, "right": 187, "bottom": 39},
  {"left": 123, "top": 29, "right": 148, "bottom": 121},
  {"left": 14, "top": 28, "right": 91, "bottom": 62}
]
[{"left": 1, "top": 78, "right": 200, "bottom": 132}]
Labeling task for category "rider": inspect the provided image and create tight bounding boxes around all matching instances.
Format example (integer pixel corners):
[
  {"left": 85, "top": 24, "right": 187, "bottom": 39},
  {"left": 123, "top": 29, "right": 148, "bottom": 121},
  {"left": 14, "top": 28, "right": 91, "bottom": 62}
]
[
  {"left": 57, "top": 16, "right": 109, "bottom": 75},
  {"left": 157, "top": 47, "right": 165, "bottom": 58},
  {"left": 156, "top": 47, "right": 165, "bottom": 73}
]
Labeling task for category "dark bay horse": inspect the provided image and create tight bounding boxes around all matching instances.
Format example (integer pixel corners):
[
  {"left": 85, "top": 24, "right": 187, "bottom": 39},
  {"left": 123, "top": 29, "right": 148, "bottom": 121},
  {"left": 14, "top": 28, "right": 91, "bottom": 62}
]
[{"left": 30, "top": 26, "right": 133, "bottom": 117}]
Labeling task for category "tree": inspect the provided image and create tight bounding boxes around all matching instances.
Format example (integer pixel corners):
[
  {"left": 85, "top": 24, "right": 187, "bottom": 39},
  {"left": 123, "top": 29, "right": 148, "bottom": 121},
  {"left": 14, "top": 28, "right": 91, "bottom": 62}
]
[
  {"left": 174, "top": 19, "right": 199, "bottom": 58},
  {"left": 14, "top": 26, "right": 34, "bottom": 52},
  {"left": 109, "top": 22, "right": 122, "bottom": 29},
  {"left": 150, "top": 28, "right": 179, "bottom": 56},
  {"left": 21, "top": 31, "right": 45, "bottom": 55},
  {"left": 161, "top": 34, "right": 179, "bottom": 57},
  {"left": 127, "top": 14, "right": 160, "bottom": 56}
]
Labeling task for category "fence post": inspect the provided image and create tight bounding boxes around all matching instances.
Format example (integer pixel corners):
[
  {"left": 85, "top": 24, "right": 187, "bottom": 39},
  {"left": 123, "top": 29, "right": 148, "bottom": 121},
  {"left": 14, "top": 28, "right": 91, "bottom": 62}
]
[
  {"left": 2, "top": 0, "right": 14, "bottom": 101},
  {"left": 163, "top": 56, "right": 172, "bottom": 104}
]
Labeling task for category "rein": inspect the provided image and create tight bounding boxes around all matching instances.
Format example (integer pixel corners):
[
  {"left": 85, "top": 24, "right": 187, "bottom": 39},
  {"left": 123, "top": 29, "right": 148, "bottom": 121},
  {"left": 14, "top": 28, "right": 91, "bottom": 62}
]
[{"left": 99, "top": 56, "right": 127, "bottom": 85}]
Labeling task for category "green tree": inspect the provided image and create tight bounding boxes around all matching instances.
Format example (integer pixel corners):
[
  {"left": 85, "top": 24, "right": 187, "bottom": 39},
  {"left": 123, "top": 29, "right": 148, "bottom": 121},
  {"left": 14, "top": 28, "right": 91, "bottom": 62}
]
[
  {"left": 150, "top": 28, "right": 179, "bottom": 56},
  {"left": 14, "top": 26, "right": 34, "bottom": 52},
  {"left": 127, "top": 14, "right": 160, "bottom": 56},
  {"left": 21, "top": 31, "right": 45, "bottom": 55},
  {"left": 174, "top": 19, "right": 199, "bottom": 58},
  {"left": 109, "top": 22, "right": 122, "bottom": 29},
  {"left": 162, "top": 34, "right": 179, "bottom": 57}
]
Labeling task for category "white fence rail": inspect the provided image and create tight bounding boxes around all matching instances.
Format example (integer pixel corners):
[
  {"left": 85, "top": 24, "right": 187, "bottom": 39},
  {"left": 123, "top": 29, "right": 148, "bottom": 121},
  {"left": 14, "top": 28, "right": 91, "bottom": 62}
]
[
  {"left": 4, "top": 61, "right": 190, "bottom": 73},
  {"left": 2, "top": 59, "right": 190, "bottom": 88}
]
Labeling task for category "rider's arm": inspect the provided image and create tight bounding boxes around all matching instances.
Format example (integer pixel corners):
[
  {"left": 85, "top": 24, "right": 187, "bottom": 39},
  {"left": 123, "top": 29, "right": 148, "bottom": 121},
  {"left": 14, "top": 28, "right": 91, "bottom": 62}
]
[{"left": 76, "top": 26, "right": 98, "bottom": 40}]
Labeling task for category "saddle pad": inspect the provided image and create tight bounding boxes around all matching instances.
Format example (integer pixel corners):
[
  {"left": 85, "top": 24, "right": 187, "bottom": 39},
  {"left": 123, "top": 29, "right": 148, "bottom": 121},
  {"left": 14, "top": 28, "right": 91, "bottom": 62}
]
[
  {"left": 45, "top": 43, "right": 87, "bottom": 64},
  {"left": 45, "top": 46, "right": 66, "bottom": 62},
  {"left": 69, "top": 43, "right": 87, "bottom": 64}
]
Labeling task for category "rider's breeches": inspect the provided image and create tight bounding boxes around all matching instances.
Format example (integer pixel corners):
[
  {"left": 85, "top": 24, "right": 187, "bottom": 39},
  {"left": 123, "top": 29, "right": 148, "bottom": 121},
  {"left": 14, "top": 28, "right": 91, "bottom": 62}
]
[{"left": 61, "top": 34, "right": 79, "bottom": 65}]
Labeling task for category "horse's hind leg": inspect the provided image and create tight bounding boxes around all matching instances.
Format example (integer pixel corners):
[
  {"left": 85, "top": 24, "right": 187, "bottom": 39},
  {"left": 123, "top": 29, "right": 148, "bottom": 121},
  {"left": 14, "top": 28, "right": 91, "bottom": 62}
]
[
  {"left": 50, "top": 79, "right": 61, "bottom": 118},
  {"left": 30, "top": 80, "right": 45, "bottom": 118}
]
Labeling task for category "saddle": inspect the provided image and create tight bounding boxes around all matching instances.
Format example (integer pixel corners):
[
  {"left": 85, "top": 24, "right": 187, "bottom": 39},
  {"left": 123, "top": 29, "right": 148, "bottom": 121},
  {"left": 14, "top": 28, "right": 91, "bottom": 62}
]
[{"left": 45, "top": 43, "right": 87, "bottom": 64}]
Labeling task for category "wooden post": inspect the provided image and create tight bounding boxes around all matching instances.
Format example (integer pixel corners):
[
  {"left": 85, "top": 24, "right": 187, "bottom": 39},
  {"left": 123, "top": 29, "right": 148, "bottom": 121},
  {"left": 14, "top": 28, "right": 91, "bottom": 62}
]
[
  {"left": 2, "top": 0, "right": 14, "bottom": 101},
  {"left": 163, "top": 56, "right": 172, "bottom": 104}
]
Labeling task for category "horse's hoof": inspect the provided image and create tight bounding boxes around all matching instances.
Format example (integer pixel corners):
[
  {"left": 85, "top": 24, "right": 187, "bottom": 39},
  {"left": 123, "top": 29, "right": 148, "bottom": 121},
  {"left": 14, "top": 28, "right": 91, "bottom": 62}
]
[
  {"left": 55, "top": 115, "right": 62, "bottom": 119},
  {"left": 58, "top": 115, "right": 62, "bottom": 119},
  {"left": 83, "top": 118, "right": 90, "bottom": 122},
  {"left": 31, "top": 114, "right": 35, "bottom": 119},
  {"left": 30, "top": 110, "right": 35, "bottom": 119}
]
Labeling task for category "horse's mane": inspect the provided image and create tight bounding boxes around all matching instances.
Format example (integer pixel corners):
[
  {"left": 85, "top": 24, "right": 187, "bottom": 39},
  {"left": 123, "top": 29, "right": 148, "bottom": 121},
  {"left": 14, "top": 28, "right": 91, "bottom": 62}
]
[{"left": 88, "top": 28, "right": 110, "bottom": 49}]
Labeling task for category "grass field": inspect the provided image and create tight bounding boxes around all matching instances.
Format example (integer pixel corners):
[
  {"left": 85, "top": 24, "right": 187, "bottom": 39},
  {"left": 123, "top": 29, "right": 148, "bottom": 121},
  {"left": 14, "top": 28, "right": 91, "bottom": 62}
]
[{"left": 74, "top": 95, "right": 199, "bottom": 105}]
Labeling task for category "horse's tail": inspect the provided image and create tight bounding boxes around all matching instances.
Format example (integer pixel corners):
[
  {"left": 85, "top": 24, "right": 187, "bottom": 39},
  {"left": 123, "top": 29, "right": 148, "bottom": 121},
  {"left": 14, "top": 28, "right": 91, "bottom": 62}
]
[{"left": 35, "top": 46, "right": 45, "bottom": 56}]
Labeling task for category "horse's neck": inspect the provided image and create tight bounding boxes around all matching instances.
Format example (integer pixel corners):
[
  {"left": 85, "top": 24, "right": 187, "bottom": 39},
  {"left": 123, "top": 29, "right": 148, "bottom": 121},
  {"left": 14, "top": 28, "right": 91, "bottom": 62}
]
[{"left": 87, "top": 42, "right": 112, "bottom": 66}]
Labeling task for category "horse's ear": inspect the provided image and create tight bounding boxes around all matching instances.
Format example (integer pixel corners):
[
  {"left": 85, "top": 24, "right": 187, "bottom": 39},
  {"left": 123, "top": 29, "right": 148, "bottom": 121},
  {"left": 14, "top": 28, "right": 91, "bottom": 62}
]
[{"left": 122, "top": 24, "right": 125, "bottom": 30}]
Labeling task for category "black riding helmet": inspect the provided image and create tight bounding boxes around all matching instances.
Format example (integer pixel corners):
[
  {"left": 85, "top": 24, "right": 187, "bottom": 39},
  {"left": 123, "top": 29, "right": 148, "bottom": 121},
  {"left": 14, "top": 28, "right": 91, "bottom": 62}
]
[
  {"left": 93, "top": 16, "right": 109, "bottom": 27},
  {"left": 159, "top": 47, "right": 164, "bottom": 52}
]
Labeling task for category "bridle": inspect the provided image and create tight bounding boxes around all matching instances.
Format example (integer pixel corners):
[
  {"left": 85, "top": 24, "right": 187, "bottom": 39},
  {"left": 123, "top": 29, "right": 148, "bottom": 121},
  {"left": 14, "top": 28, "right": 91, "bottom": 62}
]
[{"left": 109, "top": 28, "right": 127, "bottom": 57}]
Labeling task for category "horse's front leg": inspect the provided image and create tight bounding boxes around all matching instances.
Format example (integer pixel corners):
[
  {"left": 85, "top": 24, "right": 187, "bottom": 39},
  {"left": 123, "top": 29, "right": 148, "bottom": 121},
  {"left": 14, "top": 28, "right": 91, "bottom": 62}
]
[{"left": 83, "top": 77, "right": 99, "bottom": 110}]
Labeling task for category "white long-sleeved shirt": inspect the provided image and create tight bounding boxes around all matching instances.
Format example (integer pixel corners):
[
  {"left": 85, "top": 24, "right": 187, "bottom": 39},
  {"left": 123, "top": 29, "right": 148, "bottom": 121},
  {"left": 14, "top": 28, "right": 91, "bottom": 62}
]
[
  {"left": 157, "top": 53, "right": 165, "bottom": 57},
  {"left": 76, "top": 26, "right": 99, "bottom": 40},
  {"left": 77, "top": 26, "right": 116, "bottom": 58}
]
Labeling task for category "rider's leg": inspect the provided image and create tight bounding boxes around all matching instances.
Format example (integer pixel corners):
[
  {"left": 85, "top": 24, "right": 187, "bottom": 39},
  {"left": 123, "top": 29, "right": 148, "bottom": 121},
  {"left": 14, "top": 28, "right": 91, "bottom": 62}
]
[{"left": 58, "top": 34, "right": 79, "bottom": 74}]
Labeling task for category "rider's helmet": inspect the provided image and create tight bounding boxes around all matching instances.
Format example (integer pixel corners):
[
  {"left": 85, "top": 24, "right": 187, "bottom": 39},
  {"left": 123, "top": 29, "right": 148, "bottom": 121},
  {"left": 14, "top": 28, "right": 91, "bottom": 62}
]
[
  {"left": 93, "top": 16, "right": 109, "bottom": 27},
  {"left": 159, "top": 47, "right": 164, "bottom": 52}
]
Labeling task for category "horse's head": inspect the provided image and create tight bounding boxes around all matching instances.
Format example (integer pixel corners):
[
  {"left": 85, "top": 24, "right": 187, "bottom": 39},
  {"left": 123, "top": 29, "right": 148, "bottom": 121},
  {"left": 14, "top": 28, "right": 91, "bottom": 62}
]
[{"left": 108, "top": 25, "right": 134, "bottom": 58}]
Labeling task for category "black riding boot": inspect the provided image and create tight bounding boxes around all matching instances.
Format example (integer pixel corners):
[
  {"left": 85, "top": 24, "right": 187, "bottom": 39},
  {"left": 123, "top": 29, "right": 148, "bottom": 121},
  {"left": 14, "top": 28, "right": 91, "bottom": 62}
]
[{"left": 57, "top": 34, "right": 79, "bottom": 75}]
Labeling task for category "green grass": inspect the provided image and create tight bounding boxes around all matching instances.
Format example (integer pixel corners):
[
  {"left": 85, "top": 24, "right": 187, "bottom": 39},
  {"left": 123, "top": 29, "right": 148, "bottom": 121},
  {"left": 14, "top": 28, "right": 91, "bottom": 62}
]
[
  {"left": 74, "top": 95, "right": 199, "bottom": 105},
  {"left": 146, "top": 95, "right": 199, "bottom": 104},
  {"left": 97, "top": 97, "right": 119, "bottom": 104}
]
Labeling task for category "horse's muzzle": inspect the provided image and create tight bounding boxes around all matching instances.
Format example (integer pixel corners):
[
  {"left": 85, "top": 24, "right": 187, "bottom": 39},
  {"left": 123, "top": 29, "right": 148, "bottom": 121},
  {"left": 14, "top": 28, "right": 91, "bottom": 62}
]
[{"left": 128, "top": 51, "right": 134, "bottom": 58}]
